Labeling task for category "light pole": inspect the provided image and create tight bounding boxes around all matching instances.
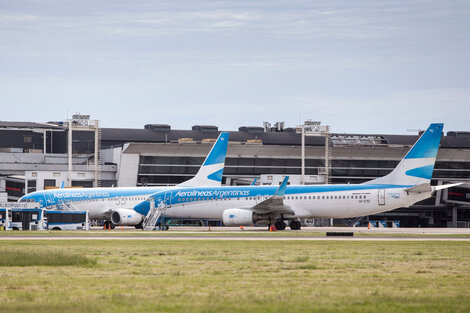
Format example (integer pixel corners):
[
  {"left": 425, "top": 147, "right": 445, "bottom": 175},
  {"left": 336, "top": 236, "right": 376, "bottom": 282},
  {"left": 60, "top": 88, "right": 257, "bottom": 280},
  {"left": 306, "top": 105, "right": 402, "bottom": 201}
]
[{"left": 296, "top": 120, "right": 331, "bottom": 185}]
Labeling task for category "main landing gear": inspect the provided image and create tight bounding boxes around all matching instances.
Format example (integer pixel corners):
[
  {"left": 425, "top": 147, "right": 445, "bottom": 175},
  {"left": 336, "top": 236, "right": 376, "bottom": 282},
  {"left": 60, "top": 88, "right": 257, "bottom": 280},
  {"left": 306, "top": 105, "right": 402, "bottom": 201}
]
[
  {"left": 289, "top": 220, "right": 301, "bottom": 230},
  {"left": 269, "top": 220, "right": 302, "bottom": 231},
  {"left": 274, "top": 220, "right": 287, "bottom": 230},
  {"left": 103, "top": 221, "right": 115, "bottom": 230}
]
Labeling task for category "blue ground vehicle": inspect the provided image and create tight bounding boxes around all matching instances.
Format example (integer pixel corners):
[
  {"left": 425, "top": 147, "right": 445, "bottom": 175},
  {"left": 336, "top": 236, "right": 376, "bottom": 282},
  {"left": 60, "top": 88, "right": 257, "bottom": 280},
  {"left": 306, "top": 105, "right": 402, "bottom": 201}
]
[
  {"left": 0, "top": 208, "right": 7, "bottom": 230},
  {"left": 10, "top": 208, "right": 46, "bottom": 230}
]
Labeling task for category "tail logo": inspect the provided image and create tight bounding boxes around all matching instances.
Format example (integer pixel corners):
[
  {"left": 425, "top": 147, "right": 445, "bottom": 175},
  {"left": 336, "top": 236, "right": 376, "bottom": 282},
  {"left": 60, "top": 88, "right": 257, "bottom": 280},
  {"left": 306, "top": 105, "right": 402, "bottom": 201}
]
[{"left": 405, "top": 165, "right": 434, "bottom": 180}]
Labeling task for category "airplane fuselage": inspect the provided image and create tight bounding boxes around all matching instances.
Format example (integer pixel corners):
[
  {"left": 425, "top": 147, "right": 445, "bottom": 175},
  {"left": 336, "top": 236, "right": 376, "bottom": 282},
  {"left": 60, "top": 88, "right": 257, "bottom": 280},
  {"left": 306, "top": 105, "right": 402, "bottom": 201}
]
[
  {"left": 20, "top": 187, "right": 164, "bottom": 219},
  {"left": 135, "top": 184, "right": 433, "bottom": 220}
]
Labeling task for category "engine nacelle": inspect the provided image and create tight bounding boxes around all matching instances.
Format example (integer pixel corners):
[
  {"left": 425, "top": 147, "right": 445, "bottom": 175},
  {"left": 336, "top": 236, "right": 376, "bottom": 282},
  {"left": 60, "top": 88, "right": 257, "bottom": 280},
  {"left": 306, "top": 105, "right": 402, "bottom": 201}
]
[
  {"left": 111, "top": 209, "right": 143, "bottom": 226},
  {"left": 222, "top": 209, "right": 255, "bottom": 226}
]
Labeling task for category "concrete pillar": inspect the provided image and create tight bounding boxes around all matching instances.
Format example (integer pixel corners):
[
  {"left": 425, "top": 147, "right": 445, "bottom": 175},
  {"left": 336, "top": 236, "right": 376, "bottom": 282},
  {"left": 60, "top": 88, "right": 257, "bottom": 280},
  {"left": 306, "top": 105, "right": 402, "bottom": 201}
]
[
  {"left": 435, "top": 180, "right": 443, "bottom": 205},
  {"left": 452, "top": 206, "right": 458, "bottom": 228},
  {"left": 68, "top": 123, "right": 73, "bottom": 187},
  {"left": 301, "top": 125, "right": 305, "bottom": 185}
]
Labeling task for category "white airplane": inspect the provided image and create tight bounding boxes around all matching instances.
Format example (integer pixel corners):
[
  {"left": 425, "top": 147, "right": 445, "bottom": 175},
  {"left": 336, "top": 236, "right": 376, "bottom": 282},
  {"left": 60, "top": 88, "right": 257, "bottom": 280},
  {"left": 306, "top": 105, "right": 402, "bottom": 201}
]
[
  {"left": 18, "top": 132, "right": 230, "bottom": 228},
  {"left": 134, "top": 123, "right": 461, "bottom": 230}
]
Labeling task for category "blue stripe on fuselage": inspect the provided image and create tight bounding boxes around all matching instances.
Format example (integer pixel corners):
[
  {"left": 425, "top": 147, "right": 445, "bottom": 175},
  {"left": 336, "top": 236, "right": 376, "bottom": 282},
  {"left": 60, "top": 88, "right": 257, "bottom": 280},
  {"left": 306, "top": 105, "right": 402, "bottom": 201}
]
[
  {"left": 20, "top": 187, "right": 164, "bottom": 208},
  {"left": 149, "top": 184, "right": 412, "bottom": 206}
]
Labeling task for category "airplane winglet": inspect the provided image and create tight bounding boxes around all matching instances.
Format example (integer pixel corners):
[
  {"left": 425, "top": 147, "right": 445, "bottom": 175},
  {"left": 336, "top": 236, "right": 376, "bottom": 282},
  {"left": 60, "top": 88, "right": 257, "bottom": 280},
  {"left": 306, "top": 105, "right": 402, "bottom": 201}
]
[
  {"left": 250, "top": 178, "right": 258, "bottom": 186},
  {"left": 251, "top": 176, "right": 292, "bottom": 214},
  {"left": 60, "top": 181, "right": 65, "bottom": 189},
  {"left": 274, "top": 176, "right": 289, "bottom": 197}
]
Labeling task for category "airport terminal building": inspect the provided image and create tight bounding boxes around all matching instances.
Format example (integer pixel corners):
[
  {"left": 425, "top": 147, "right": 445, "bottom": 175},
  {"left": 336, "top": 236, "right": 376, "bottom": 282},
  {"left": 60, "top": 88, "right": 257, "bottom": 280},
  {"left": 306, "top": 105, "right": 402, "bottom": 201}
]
[{"left": 1, "top": 119, "right": 469, "bottom": 227}]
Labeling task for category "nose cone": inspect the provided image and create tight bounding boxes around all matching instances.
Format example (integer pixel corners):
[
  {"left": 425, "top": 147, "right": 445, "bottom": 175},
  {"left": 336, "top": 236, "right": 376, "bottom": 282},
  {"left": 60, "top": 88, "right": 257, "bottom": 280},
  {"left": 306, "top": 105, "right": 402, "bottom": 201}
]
[{"left": 134, "top": 201, "right": 150, "bottom": 216}]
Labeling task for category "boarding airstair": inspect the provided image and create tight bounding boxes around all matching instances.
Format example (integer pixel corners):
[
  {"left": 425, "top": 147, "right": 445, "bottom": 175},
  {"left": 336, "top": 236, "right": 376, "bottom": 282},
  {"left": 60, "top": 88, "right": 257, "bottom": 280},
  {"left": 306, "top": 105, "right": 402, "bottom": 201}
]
[
  {"left": 142, "top": 198, "right": 167, "bottom": 230},
  {"left": 56, "top": 201, "right": 80, "bottom": 211}
]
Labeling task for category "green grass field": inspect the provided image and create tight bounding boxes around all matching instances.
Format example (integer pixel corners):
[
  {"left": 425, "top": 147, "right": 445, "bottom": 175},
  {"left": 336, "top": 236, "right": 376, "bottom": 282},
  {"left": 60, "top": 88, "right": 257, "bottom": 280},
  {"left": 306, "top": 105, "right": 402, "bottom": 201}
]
[
  {"left": 1, "top": 229, "right": 470, "bottom": 238},
  {"left": 0, "top": 240, "right": 469, "bottom": 313}
]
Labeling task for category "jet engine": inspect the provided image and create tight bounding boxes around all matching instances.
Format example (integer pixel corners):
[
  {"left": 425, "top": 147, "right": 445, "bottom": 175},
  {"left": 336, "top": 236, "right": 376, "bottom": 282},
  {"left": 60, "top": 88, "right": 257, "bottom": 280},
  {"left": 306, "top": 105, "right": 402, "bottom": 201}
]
[
  {"left": 222, "top": 209, "right": 258, "bottom": 226},
  {"left": 111, "top": 209, "right": 143, "bottom": 226}
]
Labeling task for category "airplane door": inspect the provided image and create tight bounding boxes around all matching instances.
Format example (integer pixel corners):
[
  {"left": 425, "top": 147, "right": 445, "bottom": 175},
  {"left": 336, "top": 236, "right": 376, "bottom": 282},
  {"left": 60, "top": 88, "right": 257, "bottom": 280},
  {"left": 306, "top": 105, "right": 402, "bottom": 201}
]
[
  {"left": 164, "top": 192, "right": 172, "bottom": 207},
  {"left": 22, "top": 211, "right": 31, "bottom": 230},
  {"left": 44, "top": 194, "right": 53, "bottom": 208},
  {"left": 378, "top": 189, "right": 385, "bottom": 206},
  {"left": 115, "top": 196, "right": 126, "bottom": 206},
  {"left": 38, "top": 195, "right": 46, "bottom": 208}
]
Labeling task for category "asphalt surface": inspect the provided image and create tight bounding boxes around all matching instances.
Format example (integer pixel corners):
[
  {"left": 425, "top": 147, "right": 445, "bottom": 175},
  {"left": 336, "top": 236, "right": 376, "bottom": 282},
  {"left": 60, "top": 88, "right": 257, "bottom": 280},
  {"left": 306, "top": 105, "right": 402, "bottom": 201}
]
[{"left": 1, "top": 227, "right": 470, "bottom": 241}]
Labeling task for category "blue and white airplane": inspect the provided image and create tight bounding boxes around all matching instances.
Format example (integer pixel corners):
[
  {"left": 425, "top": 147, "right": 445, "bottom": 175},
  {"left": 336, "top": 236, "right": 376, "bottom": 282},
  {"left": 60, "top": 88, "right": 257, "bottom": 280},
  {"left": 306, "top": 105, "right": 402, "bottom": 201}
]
[
  {"left": 134, "top": 123, "right": 461, "bottom": 230},
  {"left": 18, "top": 132, "right": 230, "bottom": 228}
]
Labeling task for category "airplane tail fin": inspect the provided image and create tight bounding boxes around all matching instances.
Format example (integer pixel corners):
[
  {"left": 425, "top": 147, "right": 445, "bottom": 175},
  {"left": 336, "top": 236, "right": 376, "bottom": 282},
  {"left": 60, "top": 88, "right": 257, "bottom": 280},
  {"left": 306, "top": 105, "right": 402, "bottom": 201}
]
[
  {"left": 366, "top": 123, "right": 444, "bottom": 186},
  {"left": 178, "top": 132, "right": 229, "bottom": 187}
]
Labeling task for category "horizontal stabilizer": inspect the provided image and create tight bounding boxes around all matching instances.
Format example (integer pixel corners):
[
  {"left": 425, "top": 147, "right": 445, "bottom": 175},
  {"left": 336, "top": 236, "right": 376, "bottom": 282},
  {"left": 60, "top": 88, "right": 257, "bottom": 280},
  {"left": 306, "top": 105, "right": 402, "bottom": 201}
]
[
  {"left": 434, "top": 183, "right": 463, "bottom": 191},
  {"left": 405, "top": 183, "right": 432, "bottom": 194}
]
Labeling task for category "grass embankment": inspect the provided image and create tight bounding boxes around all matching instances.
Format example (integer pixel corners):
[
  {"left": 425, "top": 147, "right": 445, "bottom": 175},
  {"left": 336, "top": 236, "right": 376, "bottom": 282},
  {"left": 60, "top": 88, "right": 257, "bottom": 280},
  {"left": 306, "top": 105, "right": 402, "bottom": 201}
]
[
  {"left": 0, "top": 249, "right": 96, "bottom": 266},
  {"left": 0, "top": 240, "right": 469, "bottom": 312}
]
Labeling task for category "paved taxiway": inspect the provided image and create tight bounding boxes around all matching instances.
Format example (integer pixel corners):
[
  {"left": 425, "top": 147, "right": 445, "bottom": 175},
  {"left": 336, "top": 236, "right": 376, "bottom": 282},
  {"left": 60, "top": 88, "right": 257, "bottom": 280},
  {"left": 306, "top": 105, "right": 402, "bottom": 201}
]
[{"left": 1, "top": 227, "right": 470, "bottom": 241}]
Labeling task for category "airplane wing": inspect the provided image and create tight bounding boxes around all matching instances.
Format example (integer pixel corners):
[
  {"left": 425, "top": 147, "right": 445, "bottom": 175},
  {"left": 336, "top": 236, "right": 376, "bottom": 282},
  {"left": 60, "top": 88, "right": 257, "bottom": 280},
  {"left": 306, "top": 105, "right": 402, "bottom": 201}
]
[{"left": 250, "top": 176, "right": 294, "bottom": 215}]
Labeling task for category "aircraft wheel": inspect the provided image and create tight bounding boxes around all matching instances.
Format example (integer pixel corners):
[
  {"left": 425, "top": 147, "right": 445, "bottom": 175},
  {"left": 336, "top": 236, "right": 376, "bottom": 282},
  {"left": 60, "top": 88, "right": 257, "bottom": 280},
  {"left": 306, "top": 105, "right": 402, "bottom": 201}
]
[
  {"left": 290, "top": 220, "right": 301, "bottom": 230},
  {"left": 110, "top": 222, "right": 116, "bottom": 230},
  {"left": 274, "top": 220, "right": 286, "bottom": 231},
  {"left": 162, "top": 225, "right": 169, "bottom": 231}
]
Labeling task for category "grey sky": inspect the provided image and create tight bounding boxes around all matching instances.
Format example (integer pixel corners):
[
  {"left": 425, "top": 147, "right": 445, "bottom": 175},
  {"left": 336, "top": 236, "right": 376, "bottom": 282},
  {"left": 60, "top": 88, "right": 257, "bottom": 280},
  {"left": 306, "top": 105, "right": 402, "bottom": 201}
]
[{"left": 1, "top": 0, "right": 469, "bottom": 134}]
